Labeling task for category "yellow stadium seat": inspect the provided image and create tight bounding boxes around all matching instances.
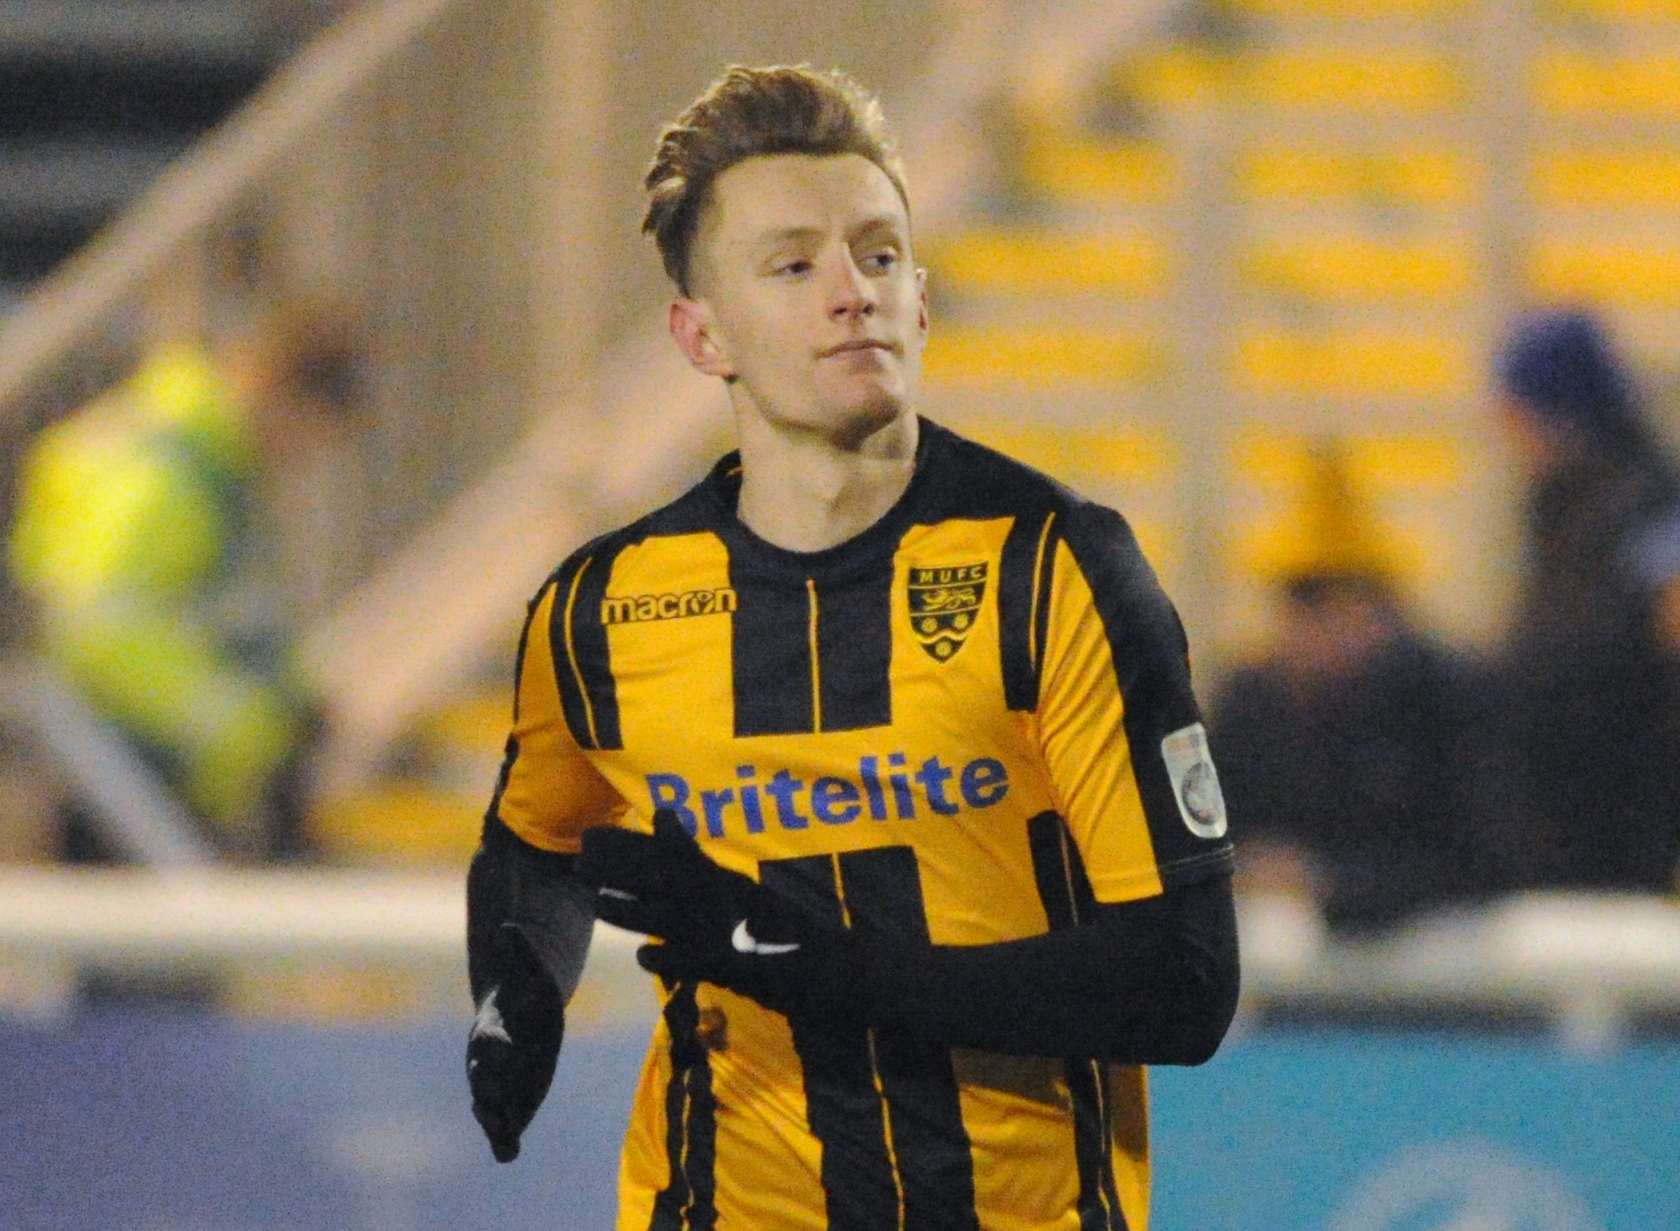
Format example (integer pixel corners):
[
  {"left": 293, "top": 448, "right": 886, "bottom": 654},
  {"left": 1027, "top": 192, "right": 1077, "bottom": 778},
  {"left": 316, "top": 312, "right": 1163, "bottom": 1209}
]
[
  {"left": 922, "top": 326, "right": 1166, "bottom": 388},
  {"left": 1020, "top": 135, "right": 1175, "bottom": 204},
  {"left": 1234, "top": 430, "right": 1466, "bottom": 490},
  {"left": 1241, "top": 235, "right": 1476, "bottom": 302},
  {"left": 1246, "top": 48, "right": 1465, "bottom": 112},
  {"left": 1535, "top": 52, "right": 1680, "bottom": 118},
  {"left": 927, "top": 229, "right": 1169, "bottom": 297},
  {"left": 310, "top": 781, "right": 483, "bottom": 866},
  {"left": 1122, "top": 47, "right": 1230, "bottom": 109},
  {"left": 1540, "top": 0, "right": 1680, "bottom": 19},
  {"left": 1234, "top": 326, "right": 1473, "bottom": 397},
  {"left": 1229, "top": 0, "right": 1467, "bottom": 16},
  {"left": 1531, "top": 150, "right": 1680, "bottom": 206},
  {"left": 1240, "top": 146, "right": 1474, "bottom": 205},
  {"left": 944, "top": 418, "right": 1178, "bottom": 485},
  {"left": 1231, "top": 521, "right": 1435, "bottom": 583},
  {"left": 1528, "top": 238, "right": 1680, "bottom": 305},
  {"left": 1227, "top": 431, "right": 1465, "bottom": 587}
]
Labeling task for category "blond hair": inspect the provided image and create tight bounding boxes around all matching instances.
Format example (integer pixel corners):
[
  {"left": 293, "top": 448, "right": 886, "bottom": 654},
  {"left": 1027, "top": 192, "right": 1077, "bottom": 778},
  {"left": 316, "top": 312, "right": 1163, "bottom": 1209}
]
[{"left": 643, "top": 65, "right": 908, "bottom": 295}]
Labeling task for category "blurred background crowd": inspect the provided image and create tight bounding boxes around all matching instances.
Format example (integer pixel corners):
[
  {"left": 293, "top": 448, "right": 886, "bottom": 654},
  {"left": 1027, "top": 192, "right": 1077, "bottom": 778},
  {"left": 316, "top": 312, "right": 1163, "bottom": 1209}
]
[{"left": 1, "top": 2, "right": 1678, "bottom": 1227}]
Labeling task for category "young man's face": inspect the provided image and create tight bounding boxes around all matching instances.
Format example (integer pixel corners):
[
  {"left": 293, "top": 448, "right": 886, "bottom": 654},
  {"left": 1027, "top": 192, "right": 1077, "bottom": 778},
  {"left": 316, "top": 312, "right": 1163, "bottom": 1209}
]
[{"left": 672, "top": 152, "right": 928, "bottom": 443}]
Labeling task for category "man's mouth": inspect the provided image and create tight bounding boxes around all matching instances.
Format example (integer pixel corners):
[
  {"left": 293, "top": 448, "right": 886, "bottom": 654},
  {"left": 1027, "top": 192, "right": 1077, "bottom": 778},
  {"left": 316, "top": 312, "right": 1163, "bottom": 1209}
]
[{"left": 819, "top": 339, "right": 893, "bottom": 358}]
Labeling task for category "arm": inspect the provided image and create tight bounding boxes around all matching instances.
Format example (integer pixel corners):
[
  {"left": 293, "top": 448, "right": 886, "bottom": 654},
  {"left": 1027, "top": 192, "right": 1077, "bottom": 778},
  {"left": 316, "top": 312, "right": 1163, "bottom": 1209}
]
[
  {"left": 587, "top": 814, "right": 1238, "bottom": 1066},
  {"left": 466, "top": 813, "right": 593, "bottom": 1007},
  {"left": 940, "top": 499, "right": 1238, "bottom": 1062},
  {"left": 843, "top": 874, "right": 1238, "bottom": 1064},
  {"left": 465, "top": 572, "right": 626, "bottom": 1162}
]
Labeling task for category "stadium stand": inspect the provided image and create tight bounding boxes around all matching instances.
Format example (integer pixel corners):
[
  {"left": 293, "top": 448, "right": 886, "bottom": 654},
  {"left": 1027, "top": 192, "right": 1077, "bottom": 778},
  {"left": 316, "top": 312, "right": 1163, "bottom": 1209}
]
[{"left": 0, "top": 1, "right": 333, "bottom": 311}]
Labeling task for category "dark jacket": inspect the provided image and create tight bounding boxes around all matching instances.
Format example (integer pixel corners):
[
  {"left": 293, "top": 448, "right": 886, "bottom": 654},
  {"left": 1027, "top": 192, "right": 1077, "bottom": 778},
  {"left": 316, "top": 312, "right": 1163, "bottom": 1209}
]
[
  {"left": 1212, "top": 627, "right": 1498, "bottom": 934},
  {"left": 1503, "top": 447, "right": 1680, "bottom": 892}
]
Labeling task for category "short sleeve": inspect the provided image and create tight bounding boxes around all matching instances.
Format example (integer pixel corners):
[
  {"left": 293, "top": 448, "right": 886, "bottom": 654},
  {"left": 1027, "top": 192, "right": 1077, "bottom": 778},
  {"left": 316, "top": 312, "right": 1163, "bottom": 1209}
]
[
  {"left": 1035, "top": 503, "right": 1234, "bottom": 903},
  {"left": 487, "top": 578, "right": 627, "bottom": 853}
]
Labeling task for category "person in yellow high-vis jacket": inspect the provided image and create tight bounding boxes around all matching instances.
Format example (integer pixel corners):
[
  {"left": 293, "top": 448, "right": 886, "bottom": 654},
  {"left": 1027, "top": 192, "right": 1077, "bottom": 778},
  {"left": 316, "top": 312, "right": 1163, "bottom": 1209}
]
[{"left": 8, "top": 304, "right": 360, "bottom": 856}]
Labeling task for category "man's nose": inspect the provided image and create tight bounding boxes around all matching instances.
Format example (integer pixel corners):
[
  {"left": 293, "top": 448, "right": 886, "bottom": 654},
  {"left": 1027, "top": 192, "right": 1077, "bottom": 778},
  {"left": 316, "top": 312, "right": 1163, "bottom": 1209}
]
[{"left": 827, "top": 252, "right": 877, "bottom": 320}]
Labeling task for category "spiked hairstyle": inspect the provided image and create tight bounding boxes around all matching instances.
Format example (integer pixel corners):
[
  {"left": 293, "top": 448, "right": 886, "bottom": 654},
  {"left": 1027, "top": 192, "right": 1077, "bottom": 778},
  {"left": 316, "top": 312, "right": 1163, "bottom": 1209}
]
[{"left": 642, "top": 65, "right": 909, "bottom": 296}]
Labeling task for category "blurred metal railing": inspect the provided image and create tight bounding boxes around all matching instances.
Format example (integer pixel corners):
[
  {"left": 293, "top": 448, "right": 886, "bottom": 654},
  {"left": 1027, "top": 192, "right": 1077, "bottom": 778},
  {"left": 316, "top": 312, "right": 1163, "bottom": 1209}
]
[
  {"left": 0, "top": 654, "right": 215, "bottom": 866},
  {"left": 0, "top": 871, "right": 1673, "bottom": 1046}
]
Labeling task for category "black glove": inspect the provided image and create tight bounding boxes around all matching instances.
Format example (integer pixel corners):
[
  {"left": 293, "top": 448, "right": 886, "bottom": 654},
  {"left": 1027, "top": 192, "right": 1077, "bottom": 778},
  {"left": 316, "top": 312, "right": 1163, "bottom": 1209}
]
[
  {"left": 466, "top": 924, "right": 563, "bottom": 1163},
  {"left": 578, "top": 810, "right": 853, "bottom": 1017}
]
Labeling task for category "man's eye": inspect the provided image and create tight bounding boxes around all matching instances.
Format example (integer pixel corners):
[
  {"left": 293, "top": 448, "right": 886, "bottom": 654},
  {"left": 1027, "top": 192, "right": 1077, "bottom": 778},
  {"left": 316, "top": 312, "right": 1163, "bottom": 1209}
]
[
  {"left": 863, "top": 251, "right": 898, "bottom": 273},
  {"left": 773, "top": 260, "right": 811, "bottom": 276}
]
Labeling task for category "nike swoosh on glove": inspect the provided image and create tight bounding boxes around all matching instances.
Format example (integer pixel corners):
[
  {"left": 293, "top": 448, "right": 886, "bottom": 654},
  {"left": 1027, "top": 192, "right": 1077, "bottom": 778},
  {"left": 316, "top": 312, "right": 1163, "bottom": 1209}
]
[
  {"left": 467, "top": 924, "right": 563, "bottom": 1162},
  {"left": 578, "top": 809, "right": 857, "bottom": 1018}
]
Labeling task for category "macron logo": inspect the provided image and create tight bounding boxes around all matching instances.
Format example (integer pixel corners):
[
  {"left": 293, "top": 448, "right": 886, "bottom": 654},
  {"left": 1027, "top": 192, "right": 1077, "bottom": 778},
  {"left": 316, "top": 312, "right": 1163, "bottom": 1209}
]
[
  {"left": 601, "top": 587, "right": 738, "bottom": 625},
  {"left": 731, "top": 920, "right": 800, "bottom": 956}
]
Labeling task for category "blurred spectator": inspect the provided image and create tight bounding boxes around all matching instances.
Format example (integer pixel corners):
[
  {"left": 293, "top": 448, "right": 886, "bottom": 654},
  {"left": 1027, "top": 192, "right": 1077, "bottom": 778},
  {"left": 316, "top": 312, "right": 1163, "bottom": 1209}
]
[
  {"left": 1493, "top": 308, "right": 1680, "bottom": 895},
  {"left": 6, "top": 298, "right": 362, "bottom": 861},
  {"left": 1211, "top": 445, "right": 1500, "bottom": 936}
]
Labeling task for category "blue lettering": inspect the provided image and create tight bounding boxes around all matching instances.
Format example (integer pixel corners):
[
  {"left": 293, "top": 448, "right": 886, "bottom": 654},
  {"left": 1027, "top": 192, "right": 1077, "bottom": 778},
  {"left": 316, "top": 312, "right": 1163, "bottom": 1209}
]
[
  {"left": 735, "top": 765, "right": 765, "bottom": 834},
  {"left": 766, "top": 769, "right": 809, "bottom": 830},
  {"left": 699, "top": 788, "right": 734, "bottom": 839},
  {"left": 960, "top": 758, "right": 1009, "bottom": 808},
  {"left": 916, "top": 756, "right": 959, "bottom": 816},
  {"left": 811, "top": 777, "right": 861, "bottom": 824},
  {"left": 886, "top": 751, "right": 915, "bottom": 818},
  {"left": 859, "top": 755, "right": 888, "bottom": 820},
  {"left": 646, "top": 773, "right": 698, "bottom": 836},
  {"left": 649, "top": 753, "right": 1012, "bottom": 839}
]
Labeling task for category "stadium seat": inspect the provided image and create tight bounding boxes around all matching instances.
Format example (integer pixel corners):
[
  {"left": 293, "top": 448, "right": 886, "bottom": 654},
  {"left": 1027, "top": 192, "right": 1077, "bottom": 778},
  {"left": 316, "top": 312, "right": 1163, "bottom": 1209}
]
[
  {"left": 1535, "top": 52, "right": 1680, "bottom": 119},
  {"left": 1226, "top": 431, "right": 1467, "bottom": 589},
  {"left": 1539, "top": 0, "right": 1680, "bottom": 20},
  {"left": 1118, "top": 47, "right": 1229, "bottom": 110},
  {"left": 1226, "top": 0, "right": 1467, "bottom": 16},
  {"left": 926, "top": 229, "right": 1169, "bottom": 297},
  {"left": 308, "top": 691, "right": 503, "bottom": 867},
  {"left": 1233, "top": 430, "right": 1466, "bottom": 491},
  {"left": 921, "top": 326, "right": 1166, "bottom": 389},
  {"left": 940, "top": 417, "right": 1177, "bottom": 486},
  {"left": 1239, "top": 145, "right": 1474, "bottom": 206},
  {"left": 1019, "top": 134, "right": 1175, "bottom": 205},
  {"left": 1245, "top": 48, "right": 1465, "bottom": 113},
  {"left": 1531, "top": 149, "right": 1680, "bottom": 206},
  {"left": 1527, "top": 238, "right": 1680, "bottom": 305},
  {"left": 1240, "top": 235, "right": 1476, "bottom": 303},
  {"left": 1233, "top": 326, "right": 1473, "bottom": 397}
]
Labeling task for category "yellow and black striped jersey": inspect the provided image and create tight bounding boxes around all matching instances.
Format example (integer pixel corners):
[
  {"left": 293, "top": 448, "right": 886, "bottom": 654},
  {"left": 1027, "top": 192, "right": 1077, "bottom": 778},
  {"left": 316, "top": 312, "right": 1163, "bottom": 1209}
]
[{"left": 490, "top": 417, "right": 1233, "bottom": 1231}]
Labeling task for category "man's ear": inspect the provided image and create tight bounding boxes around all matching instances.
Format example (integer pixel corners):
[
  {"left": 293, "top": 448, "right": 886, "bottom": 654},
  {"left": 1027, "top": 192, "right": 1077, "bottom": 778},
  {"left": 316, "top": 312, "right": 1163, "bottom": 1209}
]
[
  {"left": 916, "top": 266, "right": 930, "bottom": 336},
  {"left": 668, "top": 298, "right": 736, "bottom": 380}
]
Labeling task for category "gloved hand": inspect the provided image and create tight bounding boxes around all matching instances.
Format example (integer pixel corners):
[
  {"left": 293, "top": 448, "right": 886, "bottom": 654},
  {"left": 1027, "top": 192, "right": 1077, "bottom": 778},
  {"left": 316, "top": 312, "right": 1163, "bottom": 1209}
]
[
  {"left": 466, "top": 924, "right": 563, "bottom": 1162},
  {"left": 578, "top": 810, "right": 852, "bottom": 1017}
]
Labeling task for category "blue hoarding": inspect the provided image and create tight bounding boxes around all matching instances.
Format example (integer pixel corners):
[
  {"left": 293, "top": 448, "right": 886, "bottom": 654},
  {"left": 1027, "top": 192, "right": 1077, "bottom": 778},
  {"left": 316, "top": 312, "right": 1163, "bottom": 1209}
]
[{"left": 3, "top": 1011, "right": 1675, "bottom": 1229}]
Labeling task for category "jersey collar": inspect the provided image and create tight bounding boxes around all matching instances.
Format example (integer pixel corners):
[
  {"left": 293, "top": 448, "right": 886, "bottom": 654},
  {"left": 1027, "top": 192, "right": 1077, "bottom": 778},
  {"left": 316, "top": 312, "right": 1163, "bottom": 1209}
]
[{"left": 706, "top": 415, "right": 943, "bottom": 585}]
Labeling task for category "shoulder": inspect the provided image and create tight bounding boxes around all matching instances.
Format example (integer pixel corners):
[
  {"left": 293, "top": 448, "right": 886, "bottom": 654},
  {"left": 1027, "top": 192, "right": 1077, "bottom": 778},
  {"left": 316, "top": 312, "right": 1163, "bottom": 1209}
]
[
  {"left": 922, "top": 420, "right": 1149, "bottom": 546},
  {"left": 534, "top": 463, "right": 727, "bottom": 601},
  {"left": 924, "top": 418, "right": 1168, "bottom": 616},
  {"left": 918, "top": 418, "right": 1078, "bottom": 519}
]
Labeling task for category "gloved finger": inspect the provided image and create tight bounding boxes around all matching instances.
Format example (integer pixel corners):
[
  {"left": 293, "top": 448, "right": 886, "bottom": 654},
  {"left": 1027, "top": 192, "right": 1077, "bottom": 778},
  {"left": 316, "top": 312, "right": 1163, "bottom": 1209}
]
[
  {"left": 651, "top": 808, "right": 693, "bottom": 842},
  {"left": 636, "top": 941, "right": 706, "bottom": 981},
  {"left": 472, "top": 1100, "right": 522, "bottom": 1163},
  {"left": 591, "top": 889, "right": 668, "bottom": 937}
]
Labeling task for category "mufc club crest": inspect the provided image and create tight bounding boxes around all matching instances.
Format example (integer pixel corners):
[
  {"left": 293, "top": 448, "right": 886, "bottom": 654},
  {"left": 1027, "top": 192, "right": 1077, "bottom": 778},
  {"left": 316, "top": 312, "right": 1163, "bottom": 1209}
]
[{"left": 907, "top": 562, "right": 987, "bottom": 662}]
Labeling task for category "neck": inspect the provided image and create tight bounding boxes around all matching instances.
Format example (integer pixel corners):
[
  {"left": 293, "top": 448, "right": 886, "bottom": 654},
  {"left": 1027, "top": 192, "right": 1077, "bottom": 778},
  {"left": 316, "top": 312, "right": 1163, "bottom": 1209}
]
[{"left": 733, "top": 405, "right": 920, "bottom": 553}]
